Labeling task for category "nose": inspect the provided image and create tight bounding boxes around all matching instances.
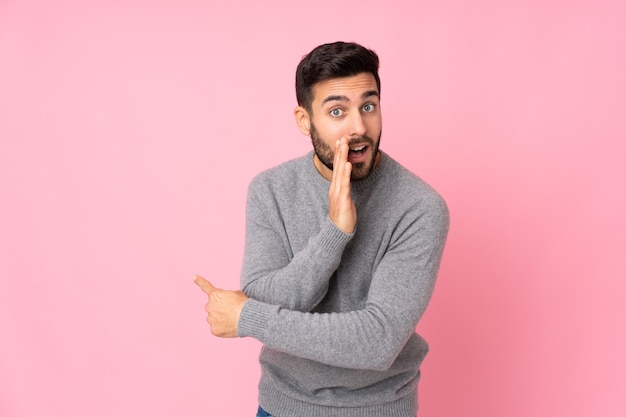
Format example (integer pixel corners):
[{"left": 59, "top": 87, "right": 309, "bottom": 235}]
[{"left": 348, "top": 112, "right": 366, "bottom": 138}]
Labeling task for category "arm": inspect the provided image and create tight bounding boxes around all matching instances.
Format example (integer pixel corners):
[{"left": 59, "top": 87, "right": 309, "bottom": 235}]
[
  {"left": 241, "top": 138, "right": 356, "bottom": 311},
  {"left": 238, "top": 198, "right": 449, "bottom": 371},
  {"left": 194, "top": 142, "right": 448, "bottom": 370},
  {"left": 197, "top": 187, "right": 449, "bottom": 370},
  {"left": 240, "top": 188, "right": 352, "bottom": 312}
]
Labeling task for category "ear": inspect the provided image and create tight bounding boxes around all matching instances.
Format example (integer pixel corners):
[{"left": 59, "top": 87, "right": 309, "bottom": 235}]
[{"left": 294, "top": 106, "right": 311, "bottom": 136}]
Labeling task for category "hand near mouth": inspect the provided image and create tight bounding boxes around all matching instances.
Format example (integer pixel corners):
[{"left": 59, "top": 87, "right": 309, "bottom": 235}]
[{"left": 328, "top": 137, "right": 357, "bottom": 234}]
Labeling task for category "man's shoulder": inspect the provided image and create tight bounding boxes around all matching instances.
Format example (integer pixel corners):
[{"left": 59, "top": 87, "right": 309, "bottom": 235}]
[
  {"left": 379, "top": 152, "right": 448, "bottom": 213},
  {"left": 380, "top": 153, "right": 438, "bottom": 192},
  {"left": 249, "top": 152, "right": 315, "bottom": 191}
]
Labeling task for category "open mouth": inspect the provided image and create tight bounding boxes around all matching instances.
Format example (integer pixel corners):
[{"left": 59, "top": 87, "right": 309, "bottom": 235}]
[
  {"left": 348, "top": 145, "right": 368, "bottom": 155},
  {"left": 347, "top": 144, "right": 370, "bottom": 164}
]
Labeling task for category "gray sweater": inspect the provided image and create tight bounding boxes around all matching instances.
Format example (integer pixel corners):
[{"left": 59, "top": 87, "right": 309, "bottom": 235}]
[{"left": 237, "top": 151, "right": 449, "bottom": 417}]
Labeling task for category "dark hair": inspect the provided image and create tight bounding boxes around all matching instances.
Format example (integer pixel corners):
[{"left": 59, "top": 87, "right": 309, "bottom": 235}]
[{"left": 295, "top": 41, "right": 380, "bottom": 111}]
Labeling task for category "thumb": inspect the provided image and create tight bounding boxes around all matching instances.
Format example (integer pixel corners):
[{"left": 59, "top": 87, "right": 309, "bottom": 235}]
[{"left": 193, "top": 274, "right": 216, "bottom": 294}]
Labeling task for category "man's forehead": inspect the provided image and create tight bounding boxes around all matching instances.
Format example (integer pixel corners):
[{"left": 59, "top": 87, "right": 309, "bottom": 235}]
[{"left": 312, "top": 73, "right": 379, "bottom": 104}]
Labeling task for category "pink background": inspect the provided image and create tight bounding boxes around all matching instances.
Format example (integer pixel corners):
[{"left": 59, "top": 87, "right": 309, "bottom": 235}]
[{"left": 1, "top": 1, "right": 625, "bottom": 416}]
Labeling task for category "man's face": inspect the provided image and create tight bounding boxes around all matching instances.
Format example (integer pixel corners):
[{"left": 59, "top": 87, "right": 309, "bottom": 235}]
[{"left": 303, "top": 72, "right": 382, "bottom": 181}]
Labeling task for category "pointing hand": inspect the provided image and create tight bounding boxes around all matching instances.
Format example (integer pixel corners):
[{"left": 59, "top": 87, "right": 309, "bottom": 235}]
[{"left": 193, "top": 274, "right": 248, "bottom": 338}]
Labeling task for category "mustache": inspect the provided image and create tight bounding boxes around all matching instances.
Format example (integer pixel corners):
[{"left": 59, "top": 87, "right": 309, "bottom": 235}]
[{"left": 347, "top": 136, "right": 374, "bottom": 147}]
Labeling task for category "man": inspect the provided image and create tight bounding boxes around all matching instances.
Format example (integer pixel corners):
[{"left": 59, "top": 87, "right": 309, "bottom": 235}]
[{"left": 194, "top": 41, "right": 449, "bottom": 417}]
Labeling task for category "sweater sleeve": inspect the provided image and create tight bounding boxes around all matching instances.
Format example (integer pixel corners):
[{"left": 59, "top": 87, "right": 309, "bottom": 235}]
[
  {"left": 240, "top": 178, "right": 354, "bottom": 312},
  {"left": 238, "top": 195, "right": 450, "bottom": 371}
]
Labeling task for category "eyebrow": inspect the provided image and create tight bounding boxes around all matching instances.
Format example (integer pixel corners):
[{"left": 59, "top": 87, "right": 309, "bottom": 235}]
[{"left": 321, "top": 90, "right": 380, "bottom": 105}]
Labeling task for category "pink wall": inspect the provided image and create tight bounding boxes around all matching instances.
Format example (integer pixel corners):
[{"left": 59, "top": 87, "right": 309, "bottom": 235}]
[{"left": 1, "top": 1, "right": 624, "bottom": 416}]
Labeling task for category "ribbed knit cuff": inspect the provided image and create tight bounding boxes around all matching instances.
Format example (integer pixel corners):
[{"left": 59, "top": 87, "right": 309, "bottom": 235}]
[
  {"left": 316, "top": 216, "right": 354, "bottom": 254},
  {"left": 237, "top": 298, "right": 274, "bottom": 340}
]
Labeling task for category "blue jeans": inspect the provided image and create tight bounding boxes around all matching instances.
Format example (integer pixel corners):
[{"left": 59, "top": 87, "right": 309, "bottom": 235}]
[{"left": 256, "top": 406, "right": 275, "bottom": 417}]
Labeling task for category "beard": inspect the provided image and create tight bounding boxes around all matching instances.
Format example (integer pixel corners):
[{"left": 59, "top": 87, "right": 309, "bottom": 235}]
[{"left": 310, "top": 122, "right": 381, "bottom": 181}]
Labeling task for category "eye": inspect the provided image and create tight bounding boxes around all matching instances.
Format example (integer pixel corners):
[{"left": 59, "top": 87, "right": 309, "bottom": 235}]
[
  {"left": 362, "top": 103, "right": 375, "bottom": 113},
  {"left": 330, "top": 108, "right": 343, "bottom": 117}
]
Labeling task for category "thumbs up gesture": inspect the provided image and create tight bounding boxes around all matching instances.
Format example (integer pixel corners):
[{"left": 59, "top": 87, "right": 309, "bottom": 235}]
[{"left": 193, "top": 275, "right": 248, "bottom": 338}]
